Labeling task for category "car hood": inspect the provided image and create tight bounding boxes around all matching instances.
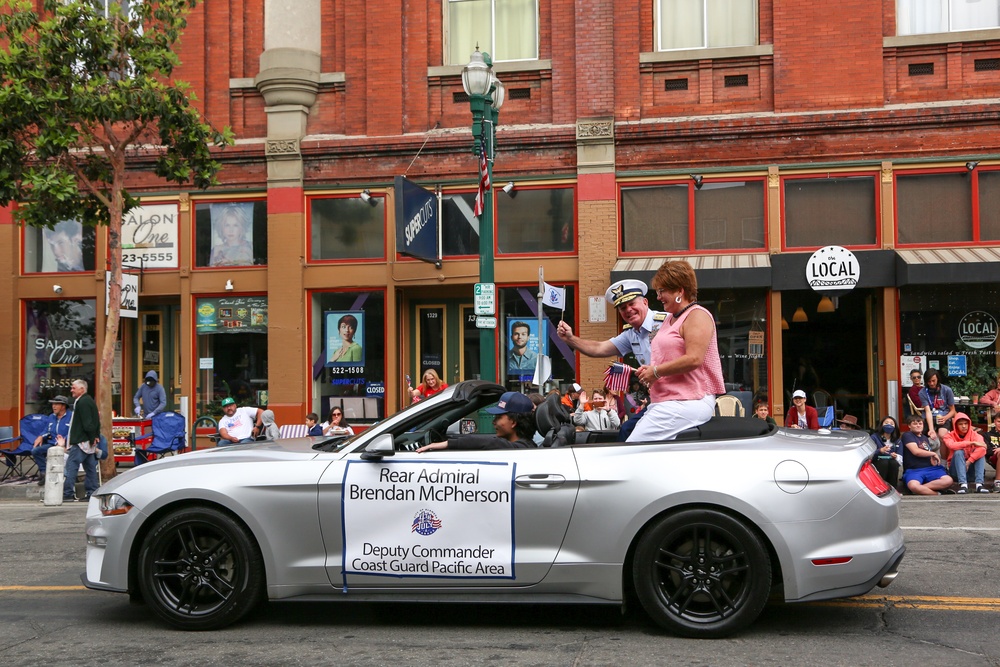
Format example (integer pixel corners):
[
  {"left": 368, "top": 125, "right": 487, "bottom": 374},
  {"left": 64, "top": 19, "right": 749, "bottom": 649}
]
[{"left": 96, "top": 437, "right": 326, "bottom": 494}]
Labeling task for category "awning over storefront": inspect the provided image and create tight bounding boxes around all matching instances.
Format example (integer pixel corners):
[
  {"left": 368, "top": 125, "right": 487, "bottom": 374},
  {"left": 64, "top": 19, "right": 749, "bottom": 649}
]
[
  {"left": 896, "top": 247, "right": 1000, "bottom": 285},
  {"left": 610, "top": 254, "right": 772, "bottom": 289},
  {"left": 771, "top": 249, "right": 896, "bottom": 290}
]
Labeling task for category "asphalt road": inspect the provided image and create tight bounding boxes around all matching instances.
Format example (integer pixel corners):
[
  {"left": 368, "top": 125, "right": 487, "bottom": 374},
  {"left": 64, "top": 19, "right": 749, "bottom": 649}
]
[{"left": 2, "top": 497, "right": 1000, "bottom": 666}]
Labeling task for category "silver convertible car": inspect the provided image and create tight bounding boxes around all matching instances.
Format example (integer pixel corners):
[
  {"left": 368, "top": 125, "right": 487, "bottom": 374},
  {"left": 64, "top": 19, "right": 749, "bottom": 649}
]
[{"left": 83, "top": 381, "right": 904, "bottom": 638}]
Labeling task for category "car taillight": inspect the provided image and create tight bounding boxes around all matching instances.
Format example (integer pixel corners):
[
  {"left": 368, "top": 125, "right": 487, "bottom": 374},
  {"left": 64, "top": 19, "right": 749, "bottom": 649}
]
[{"left": 859, "top": 461, "right": 893, "bottom": 497}]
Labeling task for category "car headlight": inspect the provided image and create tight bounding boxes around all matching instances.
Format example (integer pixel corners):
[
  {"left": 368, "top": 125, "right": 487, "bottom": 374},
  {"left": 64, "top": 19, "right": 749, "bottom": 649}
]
[{"left": 97, "top": 494, "right": 133, "bottom": 517}]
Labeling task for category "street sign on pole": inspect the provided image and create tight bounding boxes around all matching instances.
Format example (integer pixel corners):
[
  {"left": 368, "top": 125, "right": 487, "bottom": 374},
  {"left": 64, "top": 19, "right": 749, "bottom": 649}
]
[
  {"left": 475, "top": 316, "right": 497, "bottom": 329},
  {"left": 474, "top": 282, "right": 496, "bottom": 316}
]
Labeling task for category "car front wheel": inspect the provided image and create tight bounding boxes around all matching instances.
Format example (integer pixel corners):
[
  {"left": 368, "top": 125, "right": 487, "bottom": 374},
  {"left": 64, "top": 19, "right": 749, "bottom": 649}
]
[
  {"left": 137, "top": 506, "right": 264, "bottom": 630},
  {"left": 633, "top": 509, "right": 771, "bottom": 638}
]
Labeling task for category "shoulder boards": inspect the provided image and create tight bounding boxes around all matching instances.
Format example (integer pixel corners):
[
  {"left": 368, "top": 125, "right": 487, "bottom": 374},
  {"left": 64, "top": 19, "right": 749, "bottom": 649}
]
[
  {"left": 622, "top": 324, "right": 632, "bottom": 331},
  {"left": 653, "top": 313, "right": 667, "bottom": 321}
]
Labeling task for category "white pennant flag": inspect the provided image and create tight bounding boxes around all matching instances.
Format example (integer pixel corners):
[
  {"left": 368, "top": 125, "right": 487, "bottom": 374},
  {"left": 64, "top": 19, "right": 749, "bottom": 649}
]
[{"left": 541, "top": 282, "right": 566, "bottom": 309}]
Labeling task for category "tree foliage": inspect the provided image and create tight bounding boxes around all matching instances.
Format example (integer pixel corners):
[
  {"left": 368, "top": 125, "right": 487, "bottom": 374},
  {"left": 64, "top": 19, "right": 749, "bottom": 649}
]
[{"left": 0, "top": 0, "right": 232, "bottom": 478}]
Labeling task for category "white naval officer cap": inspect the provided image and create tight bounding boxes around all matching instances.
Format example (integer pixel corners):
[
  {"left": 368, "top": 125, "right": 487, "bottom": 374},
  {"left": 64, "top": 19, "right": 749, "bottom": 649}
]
[{"left": 605, "top": 279, "right": 648, "bottom": 307}]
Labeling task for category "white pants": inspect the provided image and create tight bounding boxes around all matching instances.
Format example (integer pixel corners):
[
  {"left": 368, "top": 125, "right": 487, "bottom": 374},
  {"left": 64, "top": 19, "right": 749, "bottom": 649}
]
[{"left": 626, "top": 395, "right": 716, "bottom": 442}]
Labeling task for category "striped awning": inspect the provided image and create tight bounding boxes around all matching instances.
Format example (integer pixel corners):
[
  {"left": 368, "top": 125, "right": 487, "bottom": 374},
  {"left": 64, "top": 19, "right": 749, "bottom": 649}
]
[
  {"left": 896, "top": 247, "right": 1000, "bottom": 285},
  {"left": 611, "top": 254, "right": 772, "bottom": 289}
]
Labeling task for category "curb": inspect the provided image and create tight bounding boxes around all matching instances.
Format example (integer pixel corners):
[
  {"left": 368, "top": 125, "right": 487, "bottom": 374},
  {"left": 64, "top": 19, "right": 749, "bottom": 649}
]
[{"left": 0, "top": 479, "right": 87, "bottom": 502}]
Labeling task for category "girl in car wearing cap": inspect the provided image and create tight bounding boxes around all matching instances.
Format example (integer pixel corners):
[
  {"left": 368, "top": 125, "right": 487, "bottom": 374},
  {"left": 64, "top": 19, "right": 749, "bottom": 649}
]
[
  {"left": 417, "top": 392, "right": 536, "bottom": 451},
  {"left": 785, "top": 390, "right": 819, "bottom": 429}
]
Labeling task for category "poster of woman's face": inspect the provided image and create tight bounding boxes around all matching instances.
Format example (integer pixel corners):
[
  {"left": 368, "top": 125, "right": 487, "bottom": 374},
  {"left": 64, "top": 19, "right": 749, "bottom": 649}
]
[
  {"left": 209, "top": 203, "right": 254, "bottom": 267},
  {"left": 325, "top": 311, "right": 365, "bottom": 366}
]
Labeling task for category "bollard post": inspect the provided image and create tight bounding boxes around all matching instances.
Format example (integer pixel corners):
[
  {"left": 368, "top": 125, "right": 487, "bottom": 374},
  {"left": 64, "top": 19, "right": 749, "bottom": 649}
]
[{"left": 44, "top": 445, "right": 65, "bottom": 506}]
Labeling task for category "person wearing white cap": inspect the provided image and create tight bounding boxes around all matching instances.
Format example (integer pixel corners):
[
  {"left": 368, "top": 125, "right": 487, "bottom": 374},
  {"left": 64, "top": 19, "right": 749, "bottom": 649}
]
[{"left": 785, "top": 389, "right": 819, "bottom": 429}]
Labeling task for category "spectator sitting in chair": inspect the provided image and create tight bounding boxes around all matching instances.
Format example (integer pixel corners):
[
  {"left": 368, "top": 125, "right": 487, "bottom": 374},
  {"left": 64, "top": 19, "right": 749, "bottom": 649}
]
[
  {"left": 31, "top": 395, "right": 71, "bottom": 487},
  {"left": 784, "top": 390, "right": 818, "bottom": 429},
  {"left": 836, "top": 414, "right": 861, "bottom": 430},
  {"left": 753, "top": 402, "right": 776, "bottom": 426},
  {"left": 217, "top": 397, "right": 263, "bottom": 446},
  {"left": 983, "top": 413, "right": 1000, "bottom": 492},
  {"left": 942, "top": 413, "right": 988, "bottom": 494},
  {"left": 919, "top": 368, "right": 956, "bottom": 442},
  {"left": 260, "top": 410, "right": 280, "bottom": 440},
  {"left": 979, "top": 375, "right": 1000, "bottom": 407},
  {"left": 305, "top": 412, "right": 324, "bottom": 437}
]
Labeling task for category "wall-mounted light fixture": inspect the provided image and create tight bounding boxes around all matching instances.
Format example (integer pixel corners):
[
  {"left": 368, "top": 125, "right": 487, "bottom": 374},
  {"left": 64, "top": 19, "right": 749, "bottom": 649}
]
[
  {"left": 53, "top": 284, "right": 63, "bottom": 294},
  {"left": 792, "top": 306, "right": 808, "bottom": 323},
  {"left": 966, "top": 161, "right": 979, "bottom": 172},
  {"left": 360, "top": 189, "right": 378, "bottom": 206},
  {"left": 225, "top": 280, "right": 234, "bottom": 291},
  {"left": 501, "top": 181, "right": 516, "bottom": 198},
  {"left": 691, "top": 174, "right": 704, "bottom": 189}
]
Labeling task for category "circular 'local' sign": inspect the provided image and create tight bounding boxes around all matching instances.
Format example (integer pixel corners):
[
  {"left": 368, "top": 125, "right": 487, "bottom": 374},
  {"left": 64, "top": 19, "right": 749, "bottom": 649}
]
[
  {"left": 805, "top": 246, "right": 860, "bottom": 293},
  {"left": 959, "top": 311, "right": 998, "bottom": 350}
]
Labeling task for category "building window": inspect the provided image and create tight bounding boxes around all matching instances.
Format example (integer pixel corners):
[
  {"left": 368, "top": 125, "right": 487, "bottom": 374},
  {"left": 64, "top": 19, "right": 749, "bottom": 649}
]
[
  {"left": 310, "top": 196, "right": 386, "bottom": 261},
  {"left": 447, "top": 0, "right": 539, "bottom": 65},
  {"left": 23, "top": 221, "right": 97, "bottom": 274},
  {"left": 700, "top": 288, "right": 769, "bottom": 408},
  {"left": 978, "top": 170, "right": 1000, "bottom": 241},
  {"left": 195, "top": 296, "right": 268, "bottom": 415},
  {"left": 621, "top": 179, "right": 766, "bottom": 253},
  {"left": 496, "top": 187, "right": 575, "bottom": 254},
  {"left": 784, "top": 176, "right": 878, "bottom": 248},
  {"left": 897, "top": 0, "right": 1000, "bottom": 36},
  {"left": 24, "top": 299, "right": 96, "bottom": 415},
  {"left": 194, "top": 201, "right": 268, "bottom": 267},
  {"left": 896, "top": 172, "right": 972, "bottom": 244},
  {"left": 657, "top": 0, "right": 757, "bottom": 51},
  {"left": 442, "top": 192, "right": 480, "bottom": 256},
  {"left": 311, "top": 291, "right": 386, "bottom": 423}
]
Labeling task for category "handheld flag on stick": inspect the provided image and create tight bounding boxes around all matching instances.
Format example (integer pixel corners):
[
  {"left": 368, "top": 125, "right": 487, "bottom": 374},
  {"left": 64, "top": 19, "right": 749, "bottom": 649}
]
[
  {"left": 541, "top": 282, "right": 566, "bottom": 310},
  {"left": 604, "top": 362, "right": 634, "bottom": 394}
]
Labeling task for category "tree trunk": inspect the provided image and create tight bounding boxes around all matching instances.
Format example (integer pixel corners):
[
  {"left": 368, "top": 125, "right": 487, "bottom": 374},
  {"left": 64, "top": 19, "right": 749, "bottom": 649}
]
[{"left": 98, "top": 169, "right": 125, "bottom": 482}]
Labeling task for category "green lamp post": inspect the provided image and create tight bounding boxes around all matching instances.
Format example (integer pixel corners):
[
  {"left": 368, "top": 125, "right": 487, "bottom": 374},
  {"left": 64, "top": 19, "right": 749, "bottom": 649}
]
[{"left": 463, "top": 48, "right": 505, "bottom": 383}]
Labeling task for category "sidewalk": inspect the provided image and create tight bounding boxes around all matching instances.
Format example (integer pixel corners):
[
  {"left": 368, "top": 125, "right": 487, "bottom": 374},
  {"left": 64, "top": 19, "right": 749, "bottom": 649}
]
[{"left": 0, "top": 476, "right": 89, "bottom": 502}]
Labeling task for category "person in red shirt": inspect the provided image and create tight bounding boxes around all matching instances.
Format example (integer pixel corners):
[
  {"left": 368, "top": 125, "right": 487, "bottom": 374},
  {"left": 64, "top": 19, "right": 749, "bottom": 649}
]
[
  {"left": 410, "top": 369, "right": 448, "bottom": 404},
  {"left": 784, "top": 390, "right": 819, "bottom": 429},
  {"left": 942, "top": 413, "right": 988, "bottom": 493}
]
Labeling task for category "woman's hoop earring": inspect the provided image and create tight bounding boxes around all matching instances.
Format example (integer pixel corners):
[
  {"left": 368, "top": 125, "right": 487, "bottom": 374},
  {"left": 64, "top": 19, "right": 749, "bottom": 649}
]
[{"left": 675, "top": 295, "right": 682, "bottom": 304}]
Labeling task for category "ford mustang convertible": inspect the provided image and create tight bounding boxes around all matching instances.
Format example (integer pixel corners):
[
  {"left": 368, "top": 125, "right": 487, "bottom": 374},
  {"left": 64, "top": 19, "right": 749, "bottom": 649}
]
[{"left": 83, "top": 381, "right": 904, "bottom": 637}]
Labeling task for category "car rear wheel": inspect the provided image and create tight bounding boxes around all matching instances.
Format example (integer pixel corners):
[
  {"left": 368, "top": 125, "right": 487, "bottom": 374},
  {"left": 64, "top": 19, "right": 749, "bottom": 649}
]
[
  {"left": 137, "top": 506, "right": 264, "bottom": 630},
  {"left": 633, "top": 509, "right": 771, "bottom": 638}
]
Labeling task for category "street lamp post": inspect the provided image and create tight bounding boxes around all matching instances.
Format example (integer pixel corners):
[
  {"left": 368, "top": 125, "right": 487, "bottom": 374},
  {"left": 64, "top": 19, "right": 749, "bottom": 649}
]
[{"left": 463, "top": 49, "right": 504, "bottom": 383}]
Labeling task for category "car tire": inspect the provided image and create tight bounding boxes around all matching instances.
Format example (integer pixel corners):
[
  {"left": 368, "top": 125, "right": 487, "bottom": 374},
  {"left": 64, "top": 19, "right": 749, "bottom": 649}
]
[
  {"left": 633, "top": 508, "right": 771, "bottom": 638},
  {"left": 137, "top": 506, "right": 264, "bottom": 630}
]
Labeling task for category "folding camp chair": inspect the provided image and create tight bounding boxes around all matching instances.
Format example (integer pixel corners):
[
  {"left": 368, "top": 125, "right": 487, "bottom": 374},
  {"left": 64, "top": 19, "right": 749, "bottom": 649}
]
[
  {"left": 133, "top": 411, "right": 187, "bottom": 465},
  {"left": 817, "top": 406, "right": 835, "bottom": 428},
  {"left": 1, "top": 415, "right": 48, "bottom": 481}
]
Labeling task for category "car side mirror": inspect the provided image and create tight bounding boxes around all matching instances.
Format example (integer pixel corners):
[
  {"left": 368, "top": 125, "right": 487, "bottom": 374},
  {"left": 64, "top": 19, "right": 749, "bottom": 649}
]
[{"left": 360, "top": 434, "right": 396, "bottom": 460}]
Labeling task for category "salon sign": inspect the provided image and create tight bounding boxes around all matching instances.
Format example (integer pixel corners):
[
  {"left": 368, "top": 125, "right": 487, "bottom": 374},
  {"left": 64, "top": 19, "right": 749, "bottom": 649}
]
[
  {"left": 805, "top": 245, "right": 859, "bottom": 293},
  {"left": 121, "top": 203, "right": 179, "bottom": 269}
]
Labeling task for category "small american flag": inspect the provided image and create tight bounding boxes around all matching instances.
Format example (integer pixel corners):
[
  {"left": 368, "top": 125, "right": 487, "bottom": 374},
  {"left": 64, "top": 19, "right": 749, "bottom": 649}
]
[
  {"left": 604, "top": 362, "right": 633, "bottom": 394},
  {"left": 473, "top": 149, "right": 490, "bottom": 217}
]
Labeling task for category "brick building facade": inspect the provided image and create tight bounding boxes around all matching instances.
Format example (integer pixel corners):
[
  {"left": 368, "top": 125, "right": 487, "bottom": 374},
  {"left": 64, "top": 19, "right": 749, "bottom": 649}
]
[{"left": 5, "top": 0, "right": 1000, "bottom": 432}]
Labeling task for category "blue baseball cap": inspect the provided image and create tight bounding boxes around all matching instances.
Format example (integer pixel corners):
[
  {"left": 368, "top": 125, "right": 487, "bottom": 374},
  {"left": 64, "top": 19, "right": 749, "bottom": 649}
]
[{"left": 485, "top": 392, "right": 534, "bottom": 415}]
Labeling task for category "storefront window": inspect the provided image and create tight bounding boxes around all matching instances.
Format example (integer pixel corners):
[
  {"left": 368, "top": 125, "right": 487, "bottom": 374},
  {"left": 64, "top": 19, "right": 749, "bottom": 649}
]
[
  {"left": 621, "top": 180, "right": 766, "bottom": 252},
  {"left": 24, "top": 299, "right": 97, "bottom": 414},
  {"left": 978, "top": 170, "right": 1000, "bottom": 242},
  {"left": 194, "top": 200, "right": 268, "bottom": 267},
  {"left": 311, "top": 291, "right": 386, "bottom": 423},
  {"left": 498, "top": 286, "right": 576, "bottom": 392},
  {"left": 496, "top": 187, "right": 575, "bottom": 254},
  {"left": 899, "top": 284, "right": 1000, "bottom": 400},
  {"left": 310, "top": 196, "right": 386, "bottom": 261},
  {"left": 784, "top": 176, "right": 877, "bottom": 248},
  {"left": 195, "top": 296, "right": 268, "bottom": 415},
  {"left": 441, "top": 192, "right": 479, "bottom": 256},
  {"left": 896, "top": 172, "right": 972, "bottom": 245},
  {"left": 23, "top": 221, "right": 97, "bottom": 274}
]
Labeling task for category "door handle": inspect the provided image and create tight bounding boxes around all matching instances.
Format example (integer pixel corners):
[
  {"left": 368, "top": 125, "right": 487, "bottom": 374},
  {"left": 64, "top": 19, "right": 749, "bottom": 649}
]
[{"left": 515, "top": 474, "right": 566, "bottom": 489}]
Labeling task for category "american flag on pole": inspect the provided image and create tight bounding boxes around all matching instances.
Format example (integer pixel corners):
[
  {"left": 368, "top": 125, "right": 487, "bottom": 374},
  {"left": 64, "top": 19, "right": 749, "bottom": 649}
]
[
  {"left": 473, "top": 149, "right": 490, "bottom": 217},
  {"left": 604, "top": 362, "right": 634, "bottom": 394}
]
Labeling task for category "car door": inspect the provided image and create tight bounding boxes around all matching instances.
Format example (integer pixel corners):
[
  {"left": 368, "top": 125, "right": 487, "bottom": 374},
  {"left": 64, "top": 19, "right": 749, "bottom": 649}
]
[{"left": 318, "top": 445, "right": 580, "bottom": 590}]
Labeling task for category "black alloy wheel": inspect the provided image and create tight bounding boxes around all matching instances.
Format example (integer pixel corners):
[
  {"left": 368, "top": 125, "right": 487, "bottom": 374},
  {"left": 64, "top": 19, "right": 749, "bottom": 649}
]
[
  {"left": 137, "top": 506, "right": 264, "bottom": 630},
  {"left": 633, "top": 509, "right": 771, "bottom": 638}
]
